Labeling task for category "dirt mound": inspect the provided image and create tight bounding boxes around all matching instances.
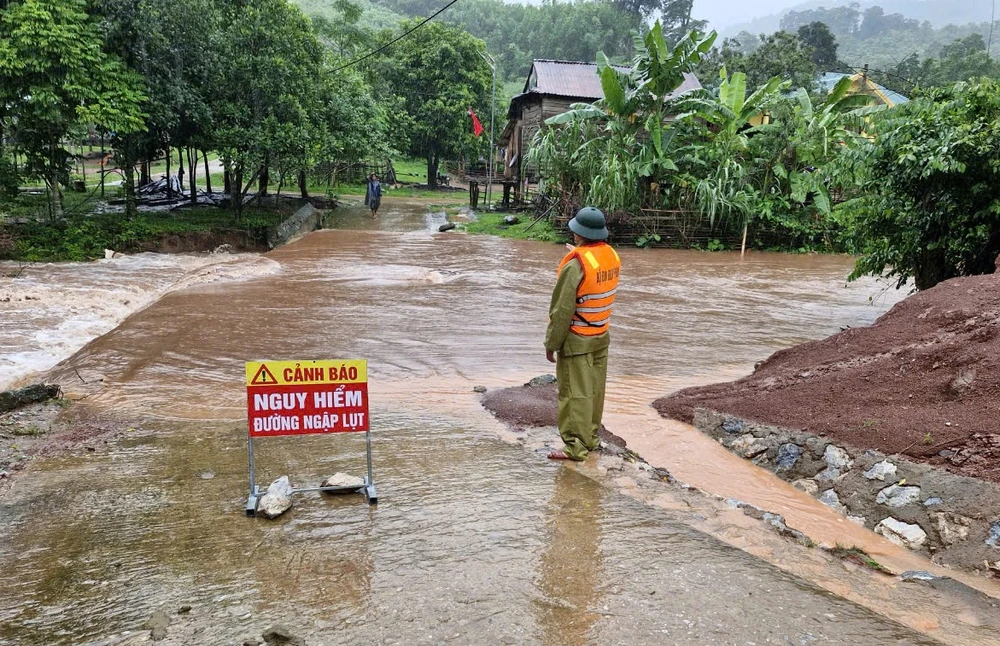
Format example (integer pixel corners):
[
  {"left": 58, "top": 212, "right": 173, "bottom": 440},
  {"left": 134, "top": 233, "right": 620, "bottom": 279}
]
[
  {"left": 655, "top": 271, "right": 1000, "bottom": 483},
  {"left": 481, "top": 382, "right": 627, "bottom": 448}
]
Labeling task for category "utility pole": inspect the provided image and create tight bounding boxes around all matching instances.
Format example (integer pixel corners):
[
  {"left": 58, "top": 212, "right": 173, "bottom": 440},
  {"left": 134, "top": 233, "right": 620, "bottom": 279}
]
[{"left": 478, "top": 50, "right": 496, "bottom": 211}]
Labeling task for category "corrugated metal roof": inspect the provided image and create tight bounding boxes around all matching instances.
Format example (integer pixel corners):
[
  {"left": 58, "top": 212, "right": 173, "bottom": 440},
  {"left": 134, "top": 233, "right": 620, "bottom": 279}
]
[
  {"left": 525, "top": 60, "right": 701, "bottom": 100},
  {"left": 818, "top": 72, "right": 909, "bottom": 106}
]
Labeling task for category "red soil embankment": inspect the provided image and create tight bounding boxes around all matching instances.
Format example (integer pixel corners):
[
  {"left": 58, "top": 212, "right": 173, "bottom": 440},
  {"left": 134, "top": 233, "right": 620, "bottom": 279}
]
[{"left": 655, "top": 271, "right": 1000, "bottom": 483}]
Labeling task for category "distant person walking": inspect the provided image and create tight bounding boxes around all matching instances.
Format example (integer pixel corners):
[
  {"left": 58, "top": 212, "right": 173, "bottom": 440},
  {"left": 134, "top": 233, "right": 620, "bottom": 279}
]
[
  {"left": 544, "top": 207, "right": 621, "bottom": 461},
  {"left": 365, "top": 172, "right": 382, "bottom": 219}
]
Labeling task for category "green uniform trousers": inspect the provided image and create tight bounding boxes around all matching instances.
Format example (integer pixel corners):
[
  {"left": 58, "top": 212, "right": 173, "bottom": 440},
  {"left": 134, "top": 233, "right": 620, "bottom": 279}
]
[{"left": 556, "top": 346, "right": 608, "bottom": 461}]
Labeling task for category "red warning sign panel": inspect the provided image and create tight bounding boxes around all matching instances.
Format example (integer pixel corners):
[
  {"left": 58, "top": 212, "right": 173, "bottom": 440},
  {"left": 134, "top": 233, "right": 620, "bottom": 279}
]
[{"left": 245, "top": 360, "right": 368, "bottom": 437}]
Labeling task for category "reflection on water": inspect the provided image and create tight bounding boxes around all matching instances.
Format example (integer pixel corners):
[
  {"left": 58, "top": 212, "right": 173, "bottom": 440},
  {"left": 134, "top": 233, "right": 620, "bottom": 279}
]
[
  {"left": 536, "top": 467, "right": 604, "bottom": 646},
  {"left": 0, "top": 202, "right": 983, "bottom": 644}
]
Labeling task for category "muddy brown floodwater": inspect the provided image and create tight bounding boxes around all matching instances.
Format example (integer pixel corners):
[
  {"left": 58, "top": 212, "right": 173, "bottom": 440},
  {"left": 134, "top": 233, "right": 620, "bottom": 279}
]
[{"left": 0, "top": 200, "right": 997, "bottom": 645}]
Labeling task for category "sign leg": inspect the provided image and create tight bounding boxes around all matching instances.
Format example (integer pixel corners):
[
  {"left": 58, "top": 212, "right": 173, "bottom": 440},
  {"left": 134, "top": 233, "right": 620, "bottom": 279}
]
[
  {"left": 246, "top": 434, "right": 258, "bottom": 516},
  {"left": 364, "top": 429, "right": 377, "bottom": 505}
]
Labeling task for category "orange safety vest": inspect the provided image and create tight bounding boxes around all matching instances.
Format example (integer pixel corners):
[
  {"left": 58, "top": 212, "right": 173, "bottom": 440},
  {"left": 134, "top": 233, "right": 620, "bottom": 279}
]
[{"left": 557, "top": 242, "right": 621, "bottom": 336}]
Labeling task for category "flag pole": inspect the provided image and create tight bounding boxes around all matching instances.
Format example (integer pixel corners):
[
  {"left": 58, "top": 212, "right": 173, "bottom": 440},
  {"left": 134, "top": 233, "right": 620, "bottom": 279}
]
[{"left": 479, "top": 50, "right": 496, "bottom": 212}]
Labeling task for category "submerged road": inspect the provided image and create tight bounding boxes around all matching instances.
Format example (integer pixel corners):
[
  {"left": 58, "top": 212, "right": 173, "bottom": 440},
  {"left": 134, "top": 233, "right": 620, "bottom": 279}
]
[{"left": 0, "top": 200, "right": 995, "bottom": 645}]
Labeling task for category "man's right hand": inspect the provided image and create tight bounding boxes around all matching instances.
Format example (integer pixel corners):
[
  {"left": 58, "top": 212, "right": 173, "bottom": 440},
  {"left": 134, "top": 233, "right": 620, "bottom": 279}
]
[{"left": 546, "top": 349, "right": 556, "bottom": 363}]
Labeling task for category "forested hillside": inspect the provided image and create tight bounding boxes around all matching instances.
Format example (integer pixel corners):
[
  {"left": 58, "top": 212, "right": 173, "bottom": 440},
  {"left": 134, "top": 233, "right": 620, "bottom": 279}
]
[
  {"left": 290, "top": 0, "right": 674, "bottom": 82},
  {"left": 726, "top": 0, "right": 997, "bottom": 36}
]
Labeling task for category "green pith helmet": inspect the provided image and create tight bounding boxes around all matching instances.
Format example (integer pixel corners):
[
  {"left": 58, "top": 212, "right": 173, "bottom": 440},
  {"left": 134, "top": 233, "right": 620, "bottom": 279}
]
[{"left": 568, "top": 207, "right": 608, "bottom": 241}]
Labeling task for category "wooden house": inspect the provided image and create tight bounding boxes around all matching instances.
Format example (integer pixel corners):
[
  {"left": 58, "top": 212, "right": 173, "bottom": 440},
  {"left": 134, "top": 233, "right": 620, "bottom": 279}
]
[{"left": 497, "top": 60, "right": 701, "bottom": 202}]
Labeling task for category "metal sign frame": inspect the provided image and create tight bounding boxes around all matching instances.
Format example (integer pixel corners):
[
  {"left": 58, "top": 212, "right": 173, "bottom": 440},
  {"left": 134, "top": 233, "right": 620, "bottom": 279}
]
[{"left": 243, "top": 360, "right": 377, "bottom": 516}]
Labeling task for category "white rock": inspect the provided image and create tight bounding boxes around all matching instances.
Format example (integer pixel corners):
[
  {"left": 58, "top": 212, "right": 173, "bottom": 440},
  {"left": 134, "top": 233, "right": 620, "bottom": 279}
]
[
  {"left": 876, "top": 484, "right": 922, "bottom": 508},
  {"left": 257, "top": 476, "right": 293, "bottom": 518},
  {"left": 875, "top": 517, "right": 927, "bottom": 549},
  {"left": 931, "top": 511, "right": 972, "bottom": 546},
  {"left": 818, "top": 489, "right": 847, "bottom": 515},
  {"left": 823, "top": 445, "right": 853, "bottom": 470},
  {"left": 847, "top": 515, "right": 867, "bottom": 526},
  {"left": 104, "top": 249, "right": 116, "bottom": 259},
  {"left": 792, "top": 479, "right": 819, "bottom": 495},
  {"left": 320, "top": 472, "right": 365, "bottom": 491},
  {"left": 864, "top": 460, "right": 897, "bottom": 481},
  {"left": 728, "top": 433, "right": 768, "bottom": 459}
]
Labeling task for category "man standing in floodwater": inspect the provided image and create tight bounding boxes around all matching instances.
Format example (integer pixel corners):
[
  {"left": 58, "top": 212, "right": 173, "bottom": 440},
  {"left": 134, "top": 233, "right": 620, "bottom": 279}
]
[
  {"left": 365, "top": 172, "right": 382, "bottom": 218},
  {"left": 545, "top": 207, "right": 621, "bottom": 461}
]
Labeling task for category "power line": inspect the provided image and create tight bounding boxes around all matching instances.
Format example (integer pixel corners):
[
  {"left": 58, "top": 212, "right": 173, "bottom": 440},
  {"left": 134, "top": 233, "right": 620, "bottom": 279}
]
[{"left": 331, "top": 0, "right": 463, "bottom": 73}]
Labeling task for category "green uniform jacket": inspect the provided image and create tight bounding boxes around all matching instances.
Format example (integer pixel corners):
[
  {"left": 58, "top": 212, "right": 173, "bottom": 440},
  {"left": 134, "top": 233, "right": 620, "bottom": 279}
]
[{"left": 544, "top": 254, "right": 611, "bottom": 356}]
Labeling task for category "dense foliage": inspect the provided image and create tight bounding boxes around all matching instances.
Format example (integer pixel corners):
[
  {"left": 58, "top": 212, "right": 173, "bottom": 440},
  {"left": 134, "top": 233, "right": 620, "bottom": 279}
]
[
  {"left": 0, "top": 0, "right": 145, "bottom": 218},
  {"left": 367, "top": 20, "right": 492, "bottom": 187},
  {"left": 372, "top": 0, "right": 644, "bottom": 81},
  {"left": 774, "top": 4, "right": 1000, "bottom": 90},
  {"left": 696, "top": 29, "right": 819, "bottom": 92},
  {"left": 835, "top": 80, "right": 1000, "bottom": 290},
  {"left": 0, "top": 0, "right": 494, "bottom": 225},
  {"left": 530, "top": 23, "right": 876, "bottom": 251}
]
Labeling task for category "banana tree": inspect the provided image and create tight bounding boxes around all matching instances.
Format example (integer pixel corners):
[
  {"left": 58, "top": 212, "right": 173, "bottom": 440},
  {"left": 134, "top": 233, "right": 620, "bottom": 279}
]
[
  {"left": 537, "top": 22, "right": 715, "bottom": 213},
  {"left": 672, "top": 67, "right": 788, "bottom": 251},
  {"left": 782, "top": 76, "right": 881, "bottom": 216}
]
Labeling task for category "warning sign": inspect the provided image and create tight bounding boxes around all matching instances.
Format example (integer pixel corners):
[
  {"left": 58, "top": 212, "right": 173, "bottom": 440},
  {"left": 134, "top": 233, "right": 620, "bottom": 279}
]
[
  {"left": 249, "top": 364, "right": 278, "bottom": 385},
  {"left": 246, "top": 360, "right": 369, "bottom": 437}
]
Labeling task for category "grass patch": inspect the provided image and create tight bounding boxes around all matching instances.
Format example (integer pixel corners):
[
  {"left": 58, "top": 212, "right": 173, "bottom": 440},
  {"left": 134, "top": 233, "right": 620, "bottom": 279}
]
[
  {"left": 830, "top": 544, "right": 891, "bottom": 573},
  {"left": 1, "top": 198, "right": 292, "bottom": 262},
  {"left": 390, "top": 158, "right": 428, "bottom": 184},
  {"left": 462, "top": 211, "right": 566, "bottom": 243}
]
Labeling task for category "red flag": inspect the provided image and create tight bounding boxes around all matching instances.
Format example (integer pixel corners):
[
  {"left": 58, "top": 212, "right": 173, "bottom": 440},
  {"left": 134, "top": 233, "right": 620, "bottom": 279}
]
[{"left": 468, "top": 108, "right": 484, "bottom": 137}]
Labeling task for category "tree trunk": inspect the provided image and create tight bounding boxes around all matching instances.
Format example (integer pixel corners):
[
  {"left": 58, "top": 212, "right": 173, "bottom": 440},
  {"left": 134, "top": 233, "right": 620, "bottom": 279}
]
[
  {"left": 298, "top": 169, "right": 308, "bottom": 199},
  {"left": 914, "top": 248, "right": 951, "bottom": 291},
  {"left": 48, "top": 141, "right": 63, "bottom": 220},
  {"left": 177, "top": 146, "right": 185, "bottom": 192},
  {"left": 223, "top": 166, "right": 232, "bottom": 195},
  {"left": 275, "top": 173, "right": 284, "bottom": 206},
  {"left": 165, "top": 147, "right": 172, "bottom": 198},
  {"left": 258, "top": 152, "right": 270, "bottom": 196},
  {"left": 233, "top": 163, "right": 244, "bottom": 221},
  {"left": 100, "top": 133, "right": 106, "bottom": 199},
  {"left": 140, "top": 159, "right": 150, "bottom": 186},
  {"left": 427, "top": 152, "right": 439, "bottom": 189},
  {"left": 121, "top": 136, "right": 138, "bottom": 220},
  {"left": 188, "top": 147, "right": 197, "bottom": 205},
  {"left": 203, "top": 151, "right": 212, "bottom": 194}
]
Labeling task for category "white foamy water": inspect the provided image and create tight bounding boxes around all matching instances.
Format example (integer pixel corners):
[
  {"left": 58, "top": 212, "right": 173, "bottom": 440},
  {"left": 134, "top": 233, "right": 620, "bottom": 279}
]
[{"left": 0, "top": 252, "right": 281, "bottom": 390}]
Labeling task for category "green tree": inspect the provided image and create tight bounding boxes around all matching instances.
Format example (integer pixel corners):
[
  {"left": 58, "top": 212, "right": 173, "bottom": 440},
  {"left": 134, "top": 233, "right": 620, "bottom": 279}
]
[
  {"left": 744, "top": 31, "right": 817, "bottom": 91},
  {"left": 797, "top": 22, "right": 839, "bottom": 70},
  {"left": 781, "top": 4, "right": 861, "bottom": 37},
  {"left": 372, "top": 0, "right": 643, "bottom": 82},
  {"left": 917, "top": 34, "right": 1000, "bottom": 87},
  {"left": 836, "top": 80, "right": 1000, "bottom": 290},
  {"left": 0, "top": 0, "right": 146, "bottom": 218},
  {"left": 311, "top": 0, "right": 369, "bottom": 58},
  {"left": 697, "top": 31, "right": 817, "bottom": 92},
  {"left": 529, "top": 25, "right": 716, "bottom": 214},
  {"left": 659, "top": 0, "right": 707, "bottom": 44},
  {"left": 91, "top": 0, "right": 220, "bottom": 212},
  {"left": 373, "top": 21, "right": 491, "bottom": 188},
  {"left": 213, "top": 0, "right": 326, "bottom": 217}
]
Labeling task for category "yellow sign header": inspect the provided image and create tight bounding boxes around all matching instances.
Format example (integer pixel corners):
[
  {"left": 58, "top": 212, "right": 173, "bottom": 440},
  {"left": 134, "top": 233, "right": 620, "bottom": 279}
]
[{"left": 246, "top": 360, "right": 368, "bottom": 387}]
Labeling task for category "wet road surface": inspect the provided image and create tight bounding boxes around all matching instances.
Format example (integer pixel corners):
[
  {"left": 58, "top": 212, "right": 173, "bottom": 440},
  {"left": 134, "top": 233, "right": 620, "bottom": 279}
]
[{"left": 0, "top": 200, "right": 993, "bottom": 644}]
